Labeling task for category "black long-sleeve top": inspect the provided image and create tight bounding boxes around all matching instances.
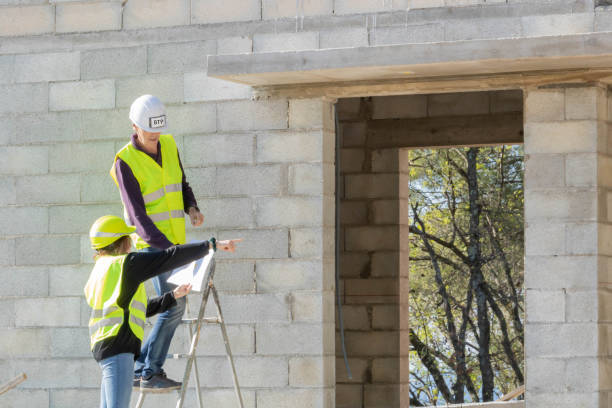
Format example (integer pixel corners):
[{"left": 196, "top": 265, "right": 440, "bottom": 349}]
[{"left": 92, "top": 241, "right": 210, "bottom": 362}]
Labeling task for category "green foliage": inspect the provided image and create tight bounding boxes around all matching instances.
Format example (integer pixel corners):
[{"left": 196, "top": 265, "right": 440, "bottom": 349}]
[{"left": 409, "top": 146, "right": 524, "bottom": 405}]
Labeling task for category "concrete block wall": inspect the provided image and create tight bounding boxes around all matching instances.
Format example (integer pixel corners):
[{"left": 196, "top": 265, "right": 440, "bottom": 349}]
[
  {"left": 523, "top": 84, "right": 612, "bottom": 408},
  {"left": 336, "top": 91, "right": 522, "bottom": 407},
  {"left": 0, "top": 13, "right": 337, "bottom": 402}
]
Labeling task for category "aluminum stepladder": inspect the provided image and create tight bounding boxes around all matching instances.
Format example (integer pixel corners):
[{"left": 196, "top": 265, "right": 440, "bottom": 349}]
[{"left": 135, "top": 252, "right": 245, "bottom": 408}]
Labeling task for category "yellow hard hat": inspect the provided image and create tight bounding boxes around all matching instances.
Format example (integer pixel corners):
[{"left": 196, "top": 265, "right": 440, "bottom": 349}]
[{"left": 89, "top": 215, "right": 136, "bottom": 250}]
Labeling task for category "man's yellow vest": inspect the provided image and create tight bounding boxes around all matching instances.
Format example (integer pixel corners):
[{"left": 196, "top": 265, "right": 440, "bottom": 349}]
[
  {"left": 111, "top": 134, "right": 186, "bottom": 249},
  {"left": 84, "top": 255, "right": 147, "bottom": 349}
]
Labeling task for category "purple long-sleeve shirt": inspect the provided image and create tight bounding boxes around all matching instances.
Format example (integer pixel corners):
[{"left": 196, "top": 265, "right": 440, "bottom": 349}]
[{"left": 115, "top": 134, "right": 199, "bottom": 249}]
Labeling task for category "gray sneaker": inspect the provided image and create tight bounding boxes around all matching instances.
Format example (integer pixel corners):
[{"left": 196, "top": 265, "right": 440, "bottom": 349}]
[{"left": 140, "top": 373, "right": 181, "bottom": 393}]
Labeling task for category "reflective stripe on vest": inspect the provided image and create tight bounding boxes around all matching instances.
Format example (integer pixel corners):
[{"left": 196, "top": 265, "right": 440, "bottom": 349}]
[
  {"left": 84, "top": 255, "right": 148, "bottom": 349},
  {"left": 110, "top": 134, "right": 186, "bottom": 249}
]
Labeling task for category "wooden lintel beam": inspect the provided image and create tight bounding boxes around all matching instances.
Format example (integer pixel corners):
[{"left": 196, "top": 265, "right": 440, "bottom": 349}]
[{"left": 253, "top": 69, "right": 612, "bottom": 100}]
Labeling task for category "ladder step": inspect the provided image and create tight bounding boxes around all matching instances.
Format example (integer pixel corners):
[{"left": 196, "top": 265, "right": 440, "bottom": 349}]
[
  {"left": 181, "top": 317, "right": 221, "bottom": 324},
  {"left": 167, "top": 353, "right": 191, "bottom": 359}
]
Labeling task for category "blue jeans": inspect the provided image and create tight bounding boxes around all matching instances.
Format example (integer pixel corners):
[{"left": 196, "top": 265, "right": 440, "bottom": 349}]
[
  {"left": 134, "top": 246, "right": 186, "bottom": 379},
  {"left": 99, "top": 353, "right": 134, "bottom": 408}
]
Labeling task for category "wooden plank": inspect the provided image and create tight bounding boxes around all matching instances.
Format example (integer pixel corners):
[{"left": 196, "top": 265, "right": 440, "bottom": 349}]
[
  {"left": 500, "top": 385, "right": 525, "bottom": 401},
  {"left": 0, "top": 373, "right": 26, "bottom": 396}
]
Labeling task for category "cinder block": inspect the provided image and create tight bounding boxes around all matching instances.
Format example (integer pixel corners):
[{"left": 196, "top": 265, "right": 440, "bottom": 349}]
[
  {"left": 524, "top": 121, "right": 601, "bottom": 154},
  {"left": 526, "top": 289, "right": 565, "bottom": 323},
  {"left": 193, "top": 356, "right": 287, "bottom": 387},
  {"left": 373, "top": 24, "right": 445, "bottom": 46},
  {"left": 524, "top": 190, "right": 596, "bottom": 221},
  {"left": 340, "top": 252, "right": 369, "bottom": 278},
  {"left": 50, "top": 204, "right": 121, "bottom": 234},
  {"left": 526, "top": 357, "right": 566, "bottom": 392},
  {"left": 336, "top": 384, "right": 363, "bottom": 408},
  {"left": 289, "top": 356, "right": 335, "bottom": 387},
  {"left": 341, "top": 148, "right": 365, "bottom": 173},
  {"left": 217, "top": 165, "right": 282, "bottom": 196},
  {"left": 490, "top": 90, "right": 523, "bottom": 113},
  {"left": 364, "top": 384, "right": 400, "bottom": 407},
  {"left": 49, "top": 264, "right": 91, "bottom": 296},
  {"left": 49, "top": 141, "right": 115, "bottom": 173},
  {"left": 0, "top": 5, "right": 54, "bottom": 36},
  {"left": 185, "top": 73, "right": 252, "bottom": 102},
  {"left": 181, "top": 166, "right": 216, "bottom": 198},
  {"left": 289, "top": 163, "right": 333, "bottom": 195},
  {"left": 0, "top": 359, "right": 83, "bottom": 388},
  {"left": 0, "top": 55, "right": 14, "bottom": 84},
  {"left": 428, "top": 91, "right": 490, "bottom": 117},
  {"left": 525, "top": 255, "right": 597, "bottom": 290},
  {"left": 565, "top": 86, "right": 607, "bottom": 120},
  {"left": 81, "top": 47, "right": 146, "bottom": 80},
  {"left": 217, "top": 36, "right": 253, "bottom": 55},
  {"left": 371, "top": 199, "right": 405, "bottom": 225},
  {"left": 166, "top": 103, "right": 216, "bottom": 135},
  {"left": 525, "top": 154, "right": 565, "bottom": 189},
  {"left": 16, "top": 235, "right": 81, "bottom": 265},
  {"left": 0, "top": 146, "right": 48, "bottom": 175},
  {"left": 343, "top": 331, "right": 399, "bottom": 356},
  {"left": 345, "top": 174, "right": 398, "bottom": 199},
  {"left": 339, "top": 305, "right": 369, "bottom": 330},
  {"left": 50, "top": 389, "right": 100, "bottom": 408},
  {"left": 566, "top": 357, "right": 600, "bottom": 392},
  {"left": 218, "top": 99, "right": 287, "bottom": 131},
  {"left": 0, "top": 390, "right": 48, "bottom": 408},
  {"left": 254, "top": 32, "right": 319, "bottom": 53},
  {"left": 292, "top": 290, "right": 334, "bottom": 322},
  {"left": 345, "top": 226, "right": 398, "bottom": 251},
  {"left": 211, "top": 293, "right": 289, "bottom": 323},
  {"left": 444, "top": 17, "right": 522, "bottom": 41},
  {"left": 56, "top": 2, "right": 121, "bottom": 33},
  {"left": 320, "top": 28, "right": 368, "bottom": 49},
  {"left": 0, "top": 206, "right": 47, "bottom": 235},
  {"left": 169, "top": 324, "right": 254, "bottom": 355},
  {"left": 11, "top": 111, "right": 81, "bottom": 144},
  {"left": 257, "top": 130, "right": 328, "bottom": 163},
  {"left": 116, "top": 74, "right": 184, "bottom": 107},
  {"left": 123, "top": 0, "right": 189, "bottom": 29},
  {"left": 525, "top": 89, "right": 565, "bottom": 122},
  {"left": 371, "top": 251, "right": 398, "bottom": 277},
  {"left": 16, "top": 174, "right": 80, "bottom": 205},
  {"left": 192, "top": 0, "right": 261, "bottom": 24},
  {"left": 148, "top": 40, "right": 215, "bottom": 73},
  {"left": 0, "top": 266, "right": 48, "bottom": 297},
  {"left": 184, "top": 133, "right": 253, "bottom": 167},
  {"left": 525, "top": 222, "right": 565, "bottom": 256},
  {"left": 262, "top": 0, "right": 332, "bottom": 19},
  {"left": 289, "top": 227, "right": 335, "bottom": 259},
  {"left": 81, "top": 172, "right": 121, "bottom": 203},
  {"left": 0, "top": 83, "right": 48, "bottom": 113},
  {"left": 334, "top": 0, "right": 401, "bottom": 14},
  {"left": 50, "top": 327, "right": 90, "bottom": 358},
  {"left": 0, "top": 239, "right": 15, "bottom": 266},
  {"left": 345, "top": 278, "right": 397, "bottom": 297},
  {"left": 15, "top": 297, "right": 81, "bottom": 327},
  {"left": 565, "top": 290, "right": 598, "bottom": 322},
  {"left": 564, "top": 153, "right": 597, "bottom": 187},
  {"left": 212, "top": 261, "right": 255, "bottom": 293},
  {"left": 0, "top": 176, "right": 16, "bottom": 206},
  {"left": 371, "top": 357, "right": 399, "bottom": 383},
  {"left": 218, "top": 228, "right": 288, "bottom": 259},
  {"left": 372, "top": 304, "right": 398, "bottom": 329},
  {"left": 372, "top": 95, "right": 427, "bottom": 120},
  {"left": 256, "top": 196, "right": 323, "bottom": 227},
  {"left": 522, "top": 13, "right": 594, "bottom": 37},
  {"left": 49, "top": 80, "right": 115, "bottom": 111},
  {"left": 289, "top": 98, "right": 333, "bottom": 130},
  {"left": 525, "top": 322, "right": 598, "bottom": 358},
  {"left": 256, "top": 259, "right": 325, "bottom": 292},
  {"left": 371, "top": 149, "right": 400, "bottom": 173},
  {"left": 340, "top": 201, "right": 367, "bottom": 225},
  {"left": 14, "top": 52, "right": 80, "bottom": 83},
  {"left": 567, "top": 222, "right": 598, "bottom": 255},
  {"left": 81, "top": 109, "right": 130, "bottom": 140},
  {"left": 341, "top": 121, "right": 366, "bottom": 147},
  {"left": 257, "top": 323, "right": 332, "bottom": 355},
  {"left": 196, "top": 198, "right": 253, "bottom": 228}
]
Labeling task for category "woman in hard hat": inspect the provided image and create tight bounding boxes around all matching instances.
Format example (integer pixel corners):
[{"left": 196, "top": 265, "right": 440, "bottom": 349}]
[{"left": 85, "top": 215, "right": 239, "bottom": 408}]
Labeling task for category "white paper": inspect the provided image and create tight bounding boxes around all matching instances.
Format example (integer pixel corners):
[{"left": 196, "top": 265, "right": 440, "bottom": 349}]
[{"left": 167, "top": 248, "right": 214, "bottom": 292}]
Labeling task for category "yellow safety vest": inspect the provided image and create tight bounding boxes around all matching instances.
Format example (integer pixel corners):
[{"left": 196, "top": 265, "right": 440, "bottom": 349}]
[
  {"left": 84, "top": 255, "right": 147, "bottom": 349},
  {"left": 111, "top": 134, "right": 186, "bottom": 249}
]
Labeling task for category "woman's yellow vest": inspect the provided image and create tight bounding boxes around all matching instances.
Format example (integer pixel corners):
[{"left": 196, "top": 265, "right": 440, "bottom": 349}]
[
  {"left": 84, "top": 255, "right": 147, "bottom": 350},
  {"left": 111, "top": 134, "right": 186, "bottom": 249}
]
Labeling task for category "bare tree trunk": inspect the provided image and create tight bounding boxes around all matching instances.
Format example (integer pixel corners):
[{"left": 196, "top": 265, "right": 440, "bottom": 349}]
[
  {"left": 466, "top": 147, "right": 495, "bottom": 401},
  {"left": 410, "top": 329, "right": 454, "bottom": 403}
]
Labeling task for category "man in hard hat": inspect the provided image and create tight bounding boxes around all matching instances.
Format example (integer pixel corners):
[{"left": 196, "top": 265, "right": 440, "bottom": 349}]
[
  {"left": 110, "top": 95, "right": 205, "bottom": 391},
  {"left": 85, "top": 215, "right": 239, "bottom": 407}
]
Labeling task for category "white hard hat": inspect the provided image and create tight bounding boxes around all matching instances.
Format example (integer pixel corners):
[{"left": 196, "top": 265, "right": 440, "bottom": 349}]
[{"left": 129, "top": 95, "right": 168, "bottom": 133}]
